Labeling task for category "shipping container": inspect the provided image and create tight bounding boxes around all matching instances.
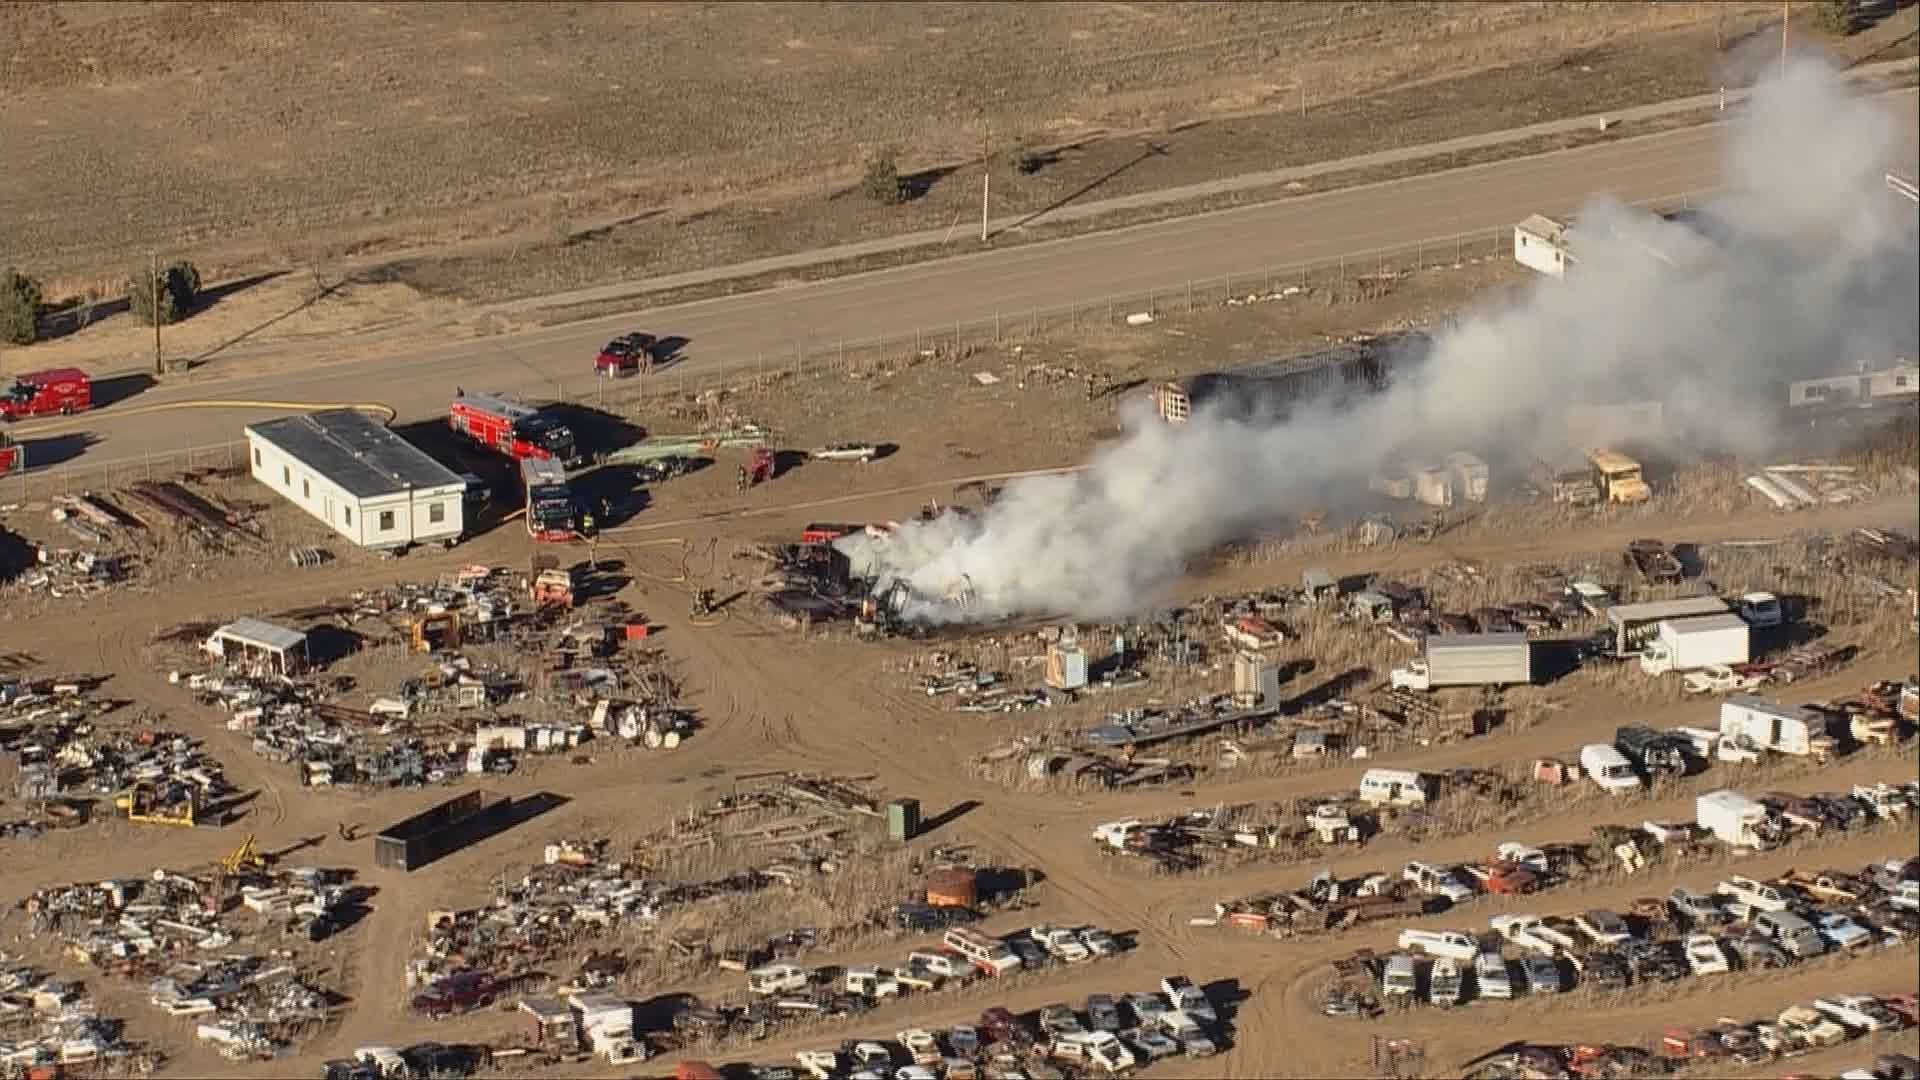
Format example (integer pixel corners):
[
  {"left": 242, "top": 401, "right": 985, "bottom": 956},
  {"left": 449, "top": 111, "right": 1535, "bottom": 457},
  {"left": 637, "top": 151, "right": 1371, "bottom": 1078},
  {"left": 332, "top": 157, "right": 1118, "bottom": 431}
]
[{"left": 373, "top": 790, "right": 517, "bottom": 871}]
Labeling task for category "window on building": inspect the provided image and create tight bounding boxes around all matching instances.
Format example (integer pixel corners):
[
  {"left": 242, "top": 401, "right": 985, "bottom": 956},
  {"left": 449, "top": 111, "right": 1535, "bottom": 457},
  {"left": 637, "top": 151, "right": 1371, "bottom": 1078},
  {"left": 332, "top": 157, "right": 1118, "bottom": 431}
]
[
  {"left": 379, "top": 510, "right": 395, "bottom": 532},
  {"left": 428, "top": 502, "right": 446, "bottom": 524},
  {"left": 253, "top": 448, "right": 261, "bottom": 467},
  {"left": 344, "top": 507, "right": 352, "bottom": 526},
  {"left": 282, "top": 465, "right": 290, "bottom": 486},
  {"left": 303, "top": 479, "right": 310, "bottom": 498}
]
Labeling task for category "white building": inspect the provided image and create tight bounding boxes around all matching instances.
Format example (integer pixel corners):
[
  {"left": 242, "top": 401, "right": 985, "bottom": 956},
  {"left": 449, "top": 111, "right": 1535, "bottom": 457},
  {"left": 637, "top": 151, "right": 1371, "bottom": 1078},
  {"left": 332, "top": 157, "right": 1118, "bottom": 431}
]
[
  {"left": 1513, "top": 214, "right": 1573, "bottom": 278},
  {"left": 245, "top": 409, "right": 465, "bottom": 549}
]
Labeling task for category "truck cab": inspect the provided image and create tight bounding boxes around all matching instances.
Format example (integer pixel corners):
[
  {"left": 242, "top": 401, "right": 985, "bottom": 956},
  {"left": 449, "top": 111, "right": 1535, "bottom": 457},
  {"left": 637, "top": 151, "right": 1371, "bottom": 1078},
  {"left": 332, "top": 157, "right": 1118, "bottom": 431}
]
[
  {"left": 1738, "top": 591, "right": 1783, "bottom": 628},
  {"left": 1587, "top": 448, "right": 1651, "bottom": 504}
]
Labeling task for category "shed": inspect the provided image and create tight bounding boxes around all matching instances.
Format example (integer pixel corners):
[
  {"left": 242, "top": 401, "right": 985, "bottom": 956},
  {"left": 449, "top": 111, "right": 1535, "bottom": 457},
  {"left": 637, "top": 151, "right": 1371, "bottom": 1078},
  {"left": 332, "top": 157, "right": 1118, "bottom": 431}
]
[
  {"left": 519, "top": 997, "right": 578, "bottom": 1045},
  {"left": 246, "top": 409, "right": 465, "bottom": 550},
  {"left": 1513, "top": 214, "right": 1573, "bottom": 278},
  {"left": 206, "top": 617, "right": 310, "bottom": 675}
]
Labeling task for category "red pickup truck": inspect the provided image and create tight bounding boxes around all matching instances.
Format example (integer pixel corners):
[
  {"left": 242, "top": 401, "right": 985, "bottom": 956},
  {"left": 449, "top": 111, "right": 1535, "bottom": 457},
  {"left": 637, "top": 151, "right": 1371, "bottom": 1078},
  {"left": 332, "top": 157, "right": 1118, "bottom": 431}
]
[{"left": 0, "top": 368, "right": 91, "bottom": 420}]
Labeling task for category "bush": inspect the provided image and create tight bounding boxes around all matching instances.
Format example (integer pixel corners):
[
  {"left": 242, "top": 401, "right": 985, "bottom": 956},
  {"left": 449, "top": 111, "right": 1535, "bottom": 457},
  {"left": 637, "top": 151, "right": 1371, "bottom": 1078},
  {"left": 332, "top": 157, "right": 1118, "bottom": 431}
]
[
  {"left": 994, "top": 136, "right": 1044, "bottom": 180},
  {"left": 0, "top": 268, "right": 40, "bottom": 345},
  {"left": 1810, "top": 0, "right": 1855, "bottom": 35},
  {"left": 128, "top": 260, "right": 202, "bottom": 325},
  {"left": 862, "top": 149, "right": 904, "bottom": 205}
]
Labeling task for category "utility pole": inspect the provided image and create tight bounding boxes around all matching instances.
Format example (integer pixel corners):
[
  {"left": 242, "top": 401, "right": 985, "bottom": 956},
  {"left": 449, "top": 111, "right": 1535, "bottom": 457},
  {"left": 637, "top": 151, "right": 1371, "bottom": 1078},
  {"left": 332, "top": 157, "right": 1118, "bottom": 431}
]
[
  {"left": 1782, "top": 0, "right": 1790, "bottom": 80},
  {"left": 980, "top": 133, "right": 992, "bottom": 244},
  {"left": 149, "top": 250, "right": 163, "bottom": 377}
]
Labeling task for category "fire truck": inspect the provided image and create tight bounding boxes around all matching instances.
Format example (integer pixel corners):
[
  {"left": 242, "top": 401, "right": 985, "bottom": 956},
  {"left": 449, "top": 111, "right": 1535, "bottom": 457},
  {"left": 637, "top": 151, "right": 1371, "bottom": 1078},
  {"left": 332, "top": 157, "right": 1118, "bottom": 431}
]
[
  {"left": 521, "top": 456, "right": 577, "bottom": 542},
  {"left": 0, "top": 368, "right": 91, "bottom": 421},
  {"left": 0, "top": 431, "right": 21, "bottom": 476},
  {"left": 448, "top": 389, "right": 576, "bottom": 463}
]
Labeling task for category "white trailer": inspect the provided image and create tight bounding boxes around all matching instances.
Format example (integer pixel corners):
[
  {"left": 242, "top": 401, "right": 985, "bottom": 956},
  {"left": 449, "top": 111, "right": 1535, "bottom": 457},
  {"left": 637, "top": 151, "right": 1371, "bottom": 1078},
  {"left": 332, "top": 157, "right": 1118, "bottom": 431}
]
[
  {"left": 1638, "top": 614, "right": 1750, "bottom": 675},
  {"left": 1391, "top": 633, "right": 1531, "bottom": 691},
  {"left": 1604, "top": 596, "right": 1730, "bottom": 656},
  {"left": 1697, "top": 790, "right": 1779, "bottom": 850},
  {"left": 1718, "top": 696, "right": 1834, "bottom": 758}
]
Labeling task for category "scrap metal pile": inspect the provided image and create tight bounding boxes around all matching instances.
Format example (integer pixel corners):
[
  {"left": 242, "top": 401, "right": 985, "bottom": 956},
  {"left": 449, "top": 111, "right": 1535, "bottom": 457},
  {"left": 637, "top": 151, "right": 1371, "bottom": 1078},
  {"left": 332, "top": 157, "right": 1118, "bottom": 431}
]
[
  {"left": 21, "top": 863, "right": 356, "bottom": 1058},
  {"left": 160, "top": 567, "right": 694, "bottom": 787},
  {"left": 0, "top": 955, "right": 160, "bottom": 1077},
  {"left": 409, "top": 774, "right": 892, "bottom": 992},
  {"left": 1, "top": 676, "right": 233, "bottom": 838}
]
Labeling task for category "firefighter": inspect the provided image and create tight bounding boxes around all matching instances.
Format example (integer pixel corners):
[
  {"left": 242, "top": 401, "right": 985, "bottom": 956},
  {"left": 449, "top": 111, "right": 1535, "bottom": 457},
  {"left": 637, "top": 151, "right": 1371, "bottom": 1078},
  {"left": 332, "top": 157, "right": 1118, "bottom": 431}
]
[
  {"left": 579, "top": 511, "right": 596, "bottom": 537},
  {"left": 736, "top": 465, "right": 750, "bottom": 493}
]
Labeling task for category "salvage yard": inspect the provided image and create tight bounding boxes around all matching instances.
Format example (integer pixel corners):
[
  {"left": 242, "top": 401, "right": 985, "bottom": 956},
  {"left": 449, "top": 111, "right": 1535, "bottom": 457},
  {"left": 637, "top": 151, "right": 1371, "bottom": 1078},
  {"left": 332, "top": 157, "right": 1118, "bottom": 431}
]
[{"left": 1, "top": 172, "right": 1917, "bottom": 1080}]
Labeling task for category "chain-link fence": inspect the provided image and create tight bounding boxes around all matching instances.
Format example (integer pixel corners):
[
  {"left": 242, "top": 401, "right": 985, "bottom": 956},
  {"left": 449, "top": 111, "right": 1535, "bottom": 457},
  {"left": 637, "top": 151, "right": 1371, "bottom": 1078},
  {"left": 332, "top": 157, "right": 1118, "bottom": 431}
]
[{"left": 3, "top": 192, "right": 1702, "bottom": 504}]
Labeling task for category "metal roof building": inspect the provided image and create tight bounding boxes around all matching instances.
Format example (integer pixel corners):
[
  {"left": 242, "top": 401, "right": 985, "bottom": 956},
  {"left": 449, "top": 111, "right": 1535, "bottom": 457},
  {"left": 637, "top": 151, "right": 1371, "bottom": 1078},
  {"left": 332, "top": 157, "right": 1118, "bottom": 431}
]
[
  {"left": 245, "top": 409, "right": 465, "bottom": 549},
  {"left": 207, "top": 617, "right": 310, "bottom": 675}
]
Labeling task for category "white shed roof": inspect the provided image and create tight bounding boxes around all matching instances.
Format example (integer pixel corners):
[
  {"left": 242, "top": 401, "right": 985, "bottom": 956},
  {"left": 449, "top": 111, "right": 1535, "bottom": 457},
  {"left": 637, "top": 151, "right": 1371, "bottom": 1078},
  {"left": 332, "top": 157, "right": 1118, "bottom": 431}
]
[{"left": 213, "top": 617, "right": 307, "bottom": 653}]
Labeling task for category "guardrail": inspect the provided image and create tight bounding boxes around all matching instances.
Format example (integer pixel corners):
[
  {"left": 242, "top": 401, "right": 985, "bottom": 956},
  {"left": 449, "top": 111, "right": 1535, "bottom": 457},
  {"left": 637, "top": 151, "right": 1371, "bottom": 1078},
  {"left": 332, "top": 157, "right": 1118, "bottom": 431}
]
[{"left": 1, "top": 188, "right": 1710, "bottom": 506}]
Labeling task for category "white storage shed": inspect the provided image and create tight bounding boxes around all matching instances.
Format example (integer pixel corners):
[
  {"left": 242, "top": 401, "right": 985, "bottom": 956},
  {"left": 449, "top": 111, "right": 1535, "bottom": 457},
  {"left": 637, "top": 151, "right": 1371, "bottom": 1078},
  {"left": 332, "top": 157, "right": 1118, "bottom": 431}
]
[
  {"left": 1513, "top": 214, "right": 1573, "bottom": 278},
  {"left": 245, "top": 410, "right": 465, "bottom": 549}
]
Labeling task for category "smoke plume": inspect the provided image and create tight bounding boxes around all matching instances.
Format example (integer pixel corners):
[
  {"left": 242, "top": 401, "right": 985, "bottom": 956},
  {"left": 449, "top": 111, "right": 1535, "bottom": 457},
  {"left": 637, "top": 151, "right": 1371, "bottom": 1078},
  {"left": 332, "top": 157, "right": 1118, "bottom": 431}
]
[{"left": 840, "top": 58, "right": 1919, "bottom": 623}]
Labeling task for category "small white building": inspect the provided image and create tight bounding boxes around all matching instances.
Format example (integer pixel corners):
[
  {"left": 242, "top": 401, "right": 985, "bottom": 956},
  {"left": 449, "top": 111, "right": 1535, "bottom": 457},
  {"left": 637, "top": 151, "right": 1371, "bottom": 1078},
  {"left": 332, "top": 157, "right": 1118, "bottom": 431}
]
[
  {"left": 246, "top": 410, "right": 464, "bottom": 549},
  {"left": 1513, "top": 214, "right": 1573, "bottom": 278}
]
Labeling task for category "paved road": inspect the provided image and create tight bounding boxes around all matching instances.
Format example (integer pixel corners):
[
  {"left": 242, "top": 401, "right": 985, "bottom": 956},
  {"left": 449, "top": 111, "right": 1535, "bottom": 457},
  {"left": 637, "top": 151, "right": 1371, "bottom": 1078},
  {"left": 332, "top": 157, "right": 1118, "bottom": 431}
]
[{"left": 10, "top": 88, "right": 1917, "bottom": 475}]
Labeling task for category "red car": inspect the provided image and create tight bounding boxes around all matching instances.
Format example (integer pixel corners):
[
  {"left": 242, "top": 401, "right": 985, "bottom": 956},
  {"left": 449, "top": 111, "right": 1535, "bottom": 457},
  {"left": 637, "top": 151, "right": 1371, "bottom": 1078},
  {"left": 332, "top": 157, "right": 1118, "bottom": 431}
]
[
  {"left": 410, "top": 971, "right": 496, "bottom": 1018},
  {"left": 595, "top": 332, "right": 657, "bottom": 377},
  {"left": 1, "top": 367, "right": 91, "bottom": 420}
]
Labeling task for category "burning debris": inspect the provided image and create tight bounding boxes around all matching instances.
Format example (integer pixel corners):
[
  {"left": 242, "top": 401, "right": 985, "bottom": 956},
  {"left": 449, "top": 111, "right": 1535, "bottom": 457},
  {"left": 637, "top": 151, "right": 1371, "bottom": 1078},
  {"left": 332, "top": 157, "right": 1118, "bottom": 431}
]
[{"left": 835, "top": 60, "right": 1918, "bottom": 626}]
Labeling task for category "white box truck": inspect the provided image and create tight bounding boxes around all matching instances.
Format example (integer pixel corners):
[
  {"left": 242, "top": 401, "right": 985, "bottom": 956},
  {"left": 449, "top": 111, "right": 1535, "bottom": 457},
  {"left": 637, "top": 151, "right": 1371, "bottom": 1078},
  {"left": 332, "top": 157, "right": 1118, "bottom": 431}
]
[
  {"left": 1638, "top": 614, "right": 1750, "bottom": 675},
  {"left": 1697, "top": 790, "right": 1782, "bottom": 850},
  {"left": 1391, "top": 633, "right": 1532, "bottom": 691},
  {"left": 1718, "top": 696, "right": 1836, "bottom": 759}
]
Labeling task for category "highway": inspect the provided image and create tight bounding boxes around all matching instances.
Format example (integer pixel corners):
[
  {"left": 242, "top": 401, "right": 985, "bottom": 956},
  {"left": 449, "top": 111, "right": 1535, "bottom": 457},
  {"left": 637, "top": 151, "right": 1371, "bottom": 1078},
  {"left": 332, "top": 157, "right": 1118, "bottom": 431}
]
[{"left": 9, "top": 88, "right": 1918, "bottom": 474}]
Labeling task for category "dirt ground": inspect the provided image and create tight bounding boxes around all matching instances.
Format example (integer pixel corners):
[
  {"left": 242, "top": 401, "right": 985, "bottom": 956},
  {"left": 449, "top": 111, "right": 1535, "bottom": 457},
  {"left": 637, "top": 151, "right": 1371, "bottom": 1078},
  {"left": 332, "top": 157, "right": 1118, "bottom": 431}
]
[
  {"left": 12, "top": 0, "right": 1902, "bottom": 310},
  {"left": 3, "top": 242, "right": 1916, "bottom": 1077}
]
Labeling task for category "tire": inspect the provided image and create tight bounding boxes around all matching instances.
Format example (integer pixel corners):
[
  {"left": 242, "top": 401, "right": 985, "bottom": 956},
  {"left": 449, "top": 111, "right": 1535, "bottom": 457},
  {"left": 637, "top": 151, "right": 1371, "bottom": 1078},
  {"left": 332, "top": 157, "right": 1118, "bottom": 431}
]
[{"left": 60, "top": 405, "right": 74, "bottom": 416}]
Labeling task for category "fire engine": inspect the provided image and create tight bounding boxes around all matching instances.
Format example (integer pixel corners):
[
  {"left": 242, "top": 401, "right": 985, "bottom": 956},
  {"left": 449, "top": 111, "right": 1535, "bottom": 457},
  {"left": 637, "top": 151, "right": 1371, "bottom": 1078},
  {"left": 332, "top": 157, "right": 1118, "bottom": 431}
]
[
  {"left": 448, "top": 389, "right": 576, "bottom": 463},
  {"left": 521, "top": 456, "right": 577, "bottom": 542},
  {"left": 0, "top": 431, "right": 21, "bottom": 476},
  {"left": 0, "top": 368, "right": 91, "bottom": 420}
]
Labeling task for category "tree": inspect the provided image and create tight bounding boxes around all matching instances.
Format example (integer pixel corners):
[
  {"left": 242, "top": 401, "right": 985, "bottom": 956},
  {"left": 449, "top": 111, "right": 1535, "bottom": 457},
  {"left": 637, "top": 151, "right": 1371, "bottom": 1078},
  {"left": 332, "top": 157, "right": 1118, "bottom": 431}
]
[
  {"left": 128, "top": 260, "right": 202, "bottom": 325},
  {"left": 862, "top": 149, "right": 905, "bottom": 205},
  {"left": 0, "top": 267, "right": 41, "bottom": 345},
  {"left": 1810, "top": 0, "right": 1855, "bottom": 35}
]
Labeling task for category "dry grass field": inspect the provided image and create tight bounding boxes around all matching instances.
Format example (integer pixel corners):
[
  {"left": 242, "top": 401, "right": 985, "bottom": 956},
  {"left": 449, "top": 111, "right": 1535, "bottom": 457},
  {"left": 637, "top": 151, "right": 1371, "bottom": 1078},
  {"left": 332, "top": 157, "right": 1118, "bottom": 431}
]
[{"left": 9, "top": 1, "right": 1894, "bottom": 309}]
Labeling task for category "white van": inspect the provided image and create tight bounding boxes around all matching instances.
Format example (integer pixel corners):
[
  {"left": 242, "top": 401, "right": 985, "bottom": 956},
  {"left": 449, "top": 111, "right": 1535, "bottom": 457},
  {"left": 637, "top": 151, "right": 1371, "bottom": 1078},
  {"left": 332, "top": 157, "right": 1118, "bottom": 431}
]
[
  {"left": 1358, "top": 769, "right": 1430, "bottom": 807},
  {"left": 1579, "top": 744, "right": 1641, "bottom": 794},
  {"left": 746, "top": 963, "right": 810, "bottom": 996}
]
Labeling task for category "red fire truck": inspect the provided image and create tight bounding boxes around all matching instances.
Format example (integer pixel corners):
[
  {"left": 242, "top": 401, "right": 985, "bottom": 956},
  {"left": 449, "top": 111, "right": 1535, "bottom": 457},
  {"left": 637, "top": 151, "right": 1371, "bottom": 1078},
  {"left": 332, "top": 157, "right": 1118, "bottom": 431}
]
[
  {"left": 0, "top": 431, "right": 21, "bottom": 476},
  {"left": 521, "top": 456, "right": 577, "bottom": 542},
  {"left": 0, "top": 368, "right": 91, "bottom": 421},
  {"left": 448, "top": 389, "right": 576, "bottom": 463}
]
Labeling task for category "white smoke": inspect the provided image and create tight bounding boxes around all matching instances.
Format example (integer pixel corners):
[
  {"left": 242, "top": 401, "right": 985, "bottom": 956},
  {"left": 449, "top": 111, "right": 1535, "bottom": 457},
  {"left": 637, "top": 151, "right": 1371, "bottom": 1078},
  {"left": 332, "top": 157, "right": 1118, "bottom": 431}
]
[{"left": 841, "top": 58, "right": 1919, "bottom": 624}]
